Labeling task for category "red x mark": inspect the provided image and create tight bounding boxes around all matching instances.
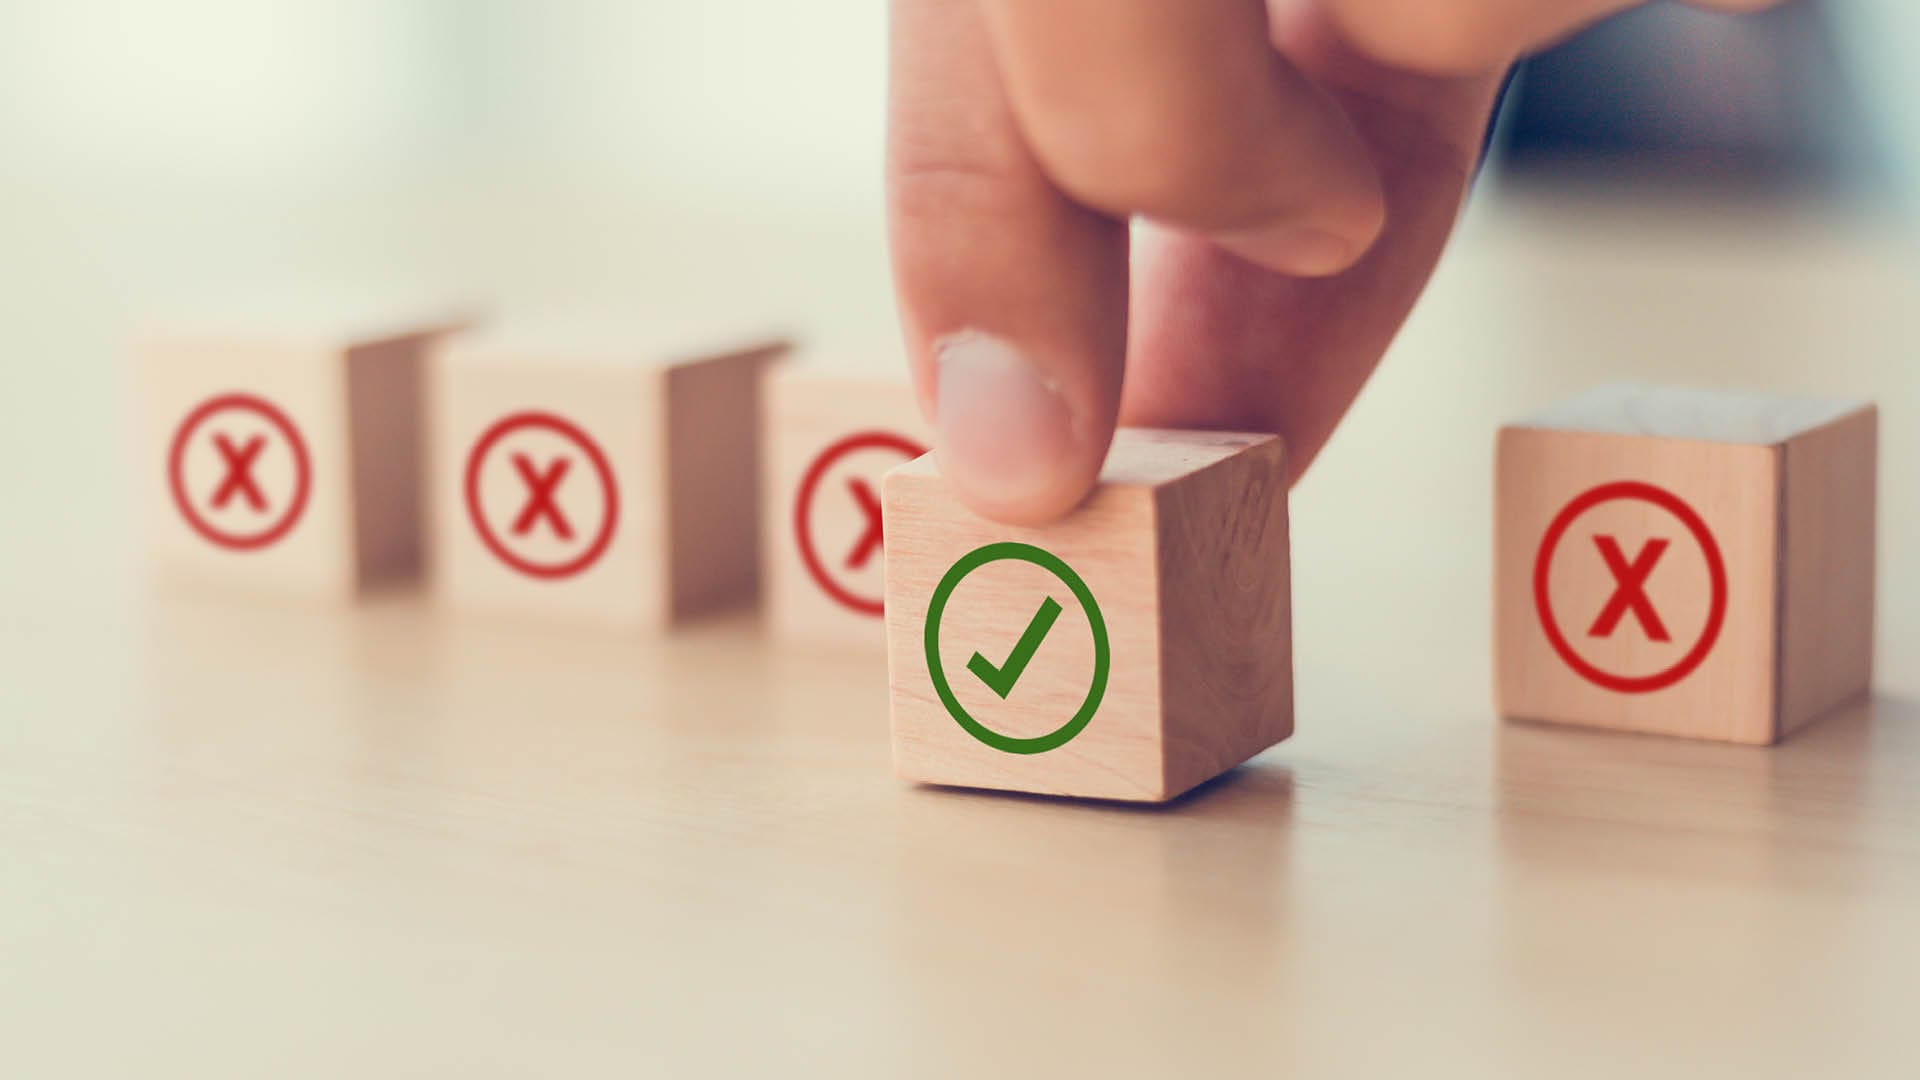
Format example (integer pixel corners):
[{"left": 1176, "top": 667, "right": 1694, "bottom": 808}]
[
  {"left": 844, "top": 478, "right": 884, "bottom": 570},
  {"left": 510, "top": 454, "right": 574, "bottom": 540},
  {"left": 1588, "top": 535, "right": 1671, "bottom": 642},
  {"left": 210, "top": 433, "right": 268, "bottom": 511}
]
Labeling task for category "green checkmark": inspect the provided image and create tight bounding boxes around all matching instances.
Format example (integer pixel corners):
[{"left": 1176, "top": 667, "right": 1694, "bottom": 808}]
[
  {"left": 966, "top": 596, "right": 1062, "bottom": 699},
  {"left": 925, "top": 542, "right": 1109, "bottom": 755}
]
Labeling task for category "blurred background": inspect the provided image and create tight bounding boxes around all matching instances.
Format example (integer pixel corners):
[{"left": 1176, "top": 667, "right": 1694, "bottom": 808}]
[{"left": 1, "top": 0, "right": 1917, "bottom": 665}]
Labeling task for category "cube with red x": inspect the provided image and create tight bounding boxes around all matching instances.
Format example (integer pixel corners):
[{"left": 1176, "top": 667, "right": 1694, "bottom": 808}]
[
  {"left": 1495, "top": 385, "right": 1878, "bottom": 745},
  {"left": 429, "top": 325, "right": 788, "bottom": 628},
  {"left": 761, "top": 366, "right": 930, "bottom": 650},
  {"left": 138, "top": 300, "right": 473, "bottom": 597}
]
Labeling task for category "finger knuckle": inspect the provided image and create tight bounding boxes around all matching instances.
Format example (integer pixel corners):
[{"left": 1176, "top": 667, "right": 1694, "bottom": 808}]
[
  {"left": 1024, "top": 97, "right": 1244, "bottom": 222},
  {"left": 888, "top": 142, "right": 1037, "bottom": 225},
  {"left": 1324, "top": 0, "right": 1518, "bottom": 74}
]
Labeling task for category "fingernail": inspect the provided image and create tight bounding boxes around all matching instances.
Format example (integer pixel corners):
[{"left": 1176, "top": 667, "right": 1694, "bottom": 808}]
[
  {"left": 934, "top": 329, "right": 1079, "bottom": 515},
  {"left": 1215, "top": 223, "right": 1358, "bottom": 277}
]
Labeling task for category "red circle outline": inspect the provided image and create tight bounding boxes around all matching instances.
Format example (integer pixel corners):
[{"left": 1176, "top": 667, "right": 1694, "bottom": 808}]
[
  {"left": 793, "top": 431, "right": 927, "bottom": 616},
  {"left": 1532, "top": 480, "right": 1728, "bottom": 694},
  {"left": 464, "top": 411, "right": 620, "bottom": 581},
  {"left": 167, "top": 393, "right": 313, "bottom": 552}
]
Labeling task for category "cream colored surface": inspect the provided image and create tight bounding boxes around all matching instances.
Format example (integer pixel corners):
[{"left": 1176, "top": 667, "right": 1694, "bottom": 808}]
[
  {"left": 763, "top": 367, "right": 930, "bottom": 649},
  {"left": 884, "top": 430, "right": 1290, "bottom": 801},
  {"left": 6, "top": 186, "right": 1920, "bottom": 1077}
]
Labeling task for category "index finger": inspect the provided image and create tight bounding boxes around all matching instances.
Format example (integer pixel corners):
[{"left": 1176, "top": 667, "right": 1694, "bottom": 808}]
[{"left": 888, "top": 0, "right": 1130, "bottom": 524}]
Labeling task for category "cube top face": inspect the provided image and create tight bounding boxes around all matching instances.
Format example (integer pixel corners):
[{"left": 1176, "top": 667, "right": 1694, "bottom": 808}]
[
  {"left": 884, "top": 429, "right": 1289, "bottom": 802},
  {"left": 1497, "top": 387, "right": 1876, "bottom": 745},
  {"left": 431, "top": 342, "right": 672, "bottom": 627},
  {"left": 140, "top": 333, "right": 358, "bottom": 596},
  {"left": 1517, "top": 383, "right": 1868, "bottom": 447},
  {"left": 763, "top": 367, "right": 930, "bottom": 646},
  {"left": 887, "top": 426, "right": 1272, "bottom": 489}
]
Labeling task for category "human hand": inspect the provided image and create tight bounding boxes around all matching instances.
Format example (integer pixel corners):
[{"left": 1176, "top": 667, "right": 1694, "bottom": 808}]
[{"left": 888, "top": 0, "right": 1786, "bottom": 523}]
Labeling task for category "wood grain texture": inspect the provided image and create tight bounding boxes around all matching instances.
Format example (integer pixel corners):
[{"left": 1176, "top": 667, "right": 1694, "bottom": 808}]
[
  {"left": 1155, "top": 434, "right": 1293, "bottom": 796},
  {"left": 1777, "top": 406, "right": 1877, "bottom": 735},
  {"left": 139, "top": 315, "right": 457, "bottom": 600},
  {"left": 1496, "top": 426, "right": 1781, "bottom": 742},
  {"left": 761, "top": 366, "right": 929, "bottom": 648},
  {"left": 429, "top": 333, "right": 785, "bottom": 629},
  {"left": 1497, "top": 387, "right": 1875, "bottom": 745},
  {"left": 884, "top": 429, "right": 1291, "bottom": 801}
]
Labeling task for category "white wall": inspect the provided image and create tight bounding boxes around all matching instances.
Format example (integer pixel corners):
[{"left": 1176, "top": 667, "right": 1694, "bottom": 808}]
[
  {"left": 0, "top": 0, "right": 887, "bottom": 208},
  {"left": 450, "top": 2, "right": 886, "bottom": 209},
  {"left": 0, "top": 0, "right": 458, "bottom": 188}
]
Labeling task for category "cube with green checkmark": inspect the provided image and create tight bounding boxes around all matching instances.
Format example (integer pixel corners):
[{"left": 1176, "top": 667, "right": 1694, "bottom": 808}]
[{"left": 882, "top": 429, "right": 1294, "bottom": 802}]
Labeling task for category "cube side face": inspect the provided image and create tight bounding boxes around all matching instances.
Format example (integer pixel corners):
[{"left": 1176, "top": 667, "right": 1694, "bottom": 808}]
[
  {"left": 1777, "top": 408, "right": 1877, "bottom": 735},
  {"left": 1495, "top": 427, "right": 1782, "bottom": 744},
  {"left": 761, "top": 370, "right": 929, "bottom": 648},
  {"left": 662, "top": 346, "right": 783, "bottom": 620},
  {"left": 883, "top": 471, "right": 1165, "bottom": 801},
  {"left": 1154, "top": 437, "right": 1293, "bottom": 798},
  {"left": 343, "top": 334, "right": 433, "bottom": 589},
  {"left": 429, "top": 351, "right": 667, "bottom": 629},
  {"left": 139, "top": 334, "right": 356, "bottom": 598}
]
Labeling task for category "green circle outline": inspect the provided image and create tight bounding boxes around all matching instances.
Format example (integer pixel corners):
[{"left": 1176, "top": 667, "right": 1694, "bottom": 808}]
[{"left": 923, "top": 541, "right": 1110, "bottom": 755}]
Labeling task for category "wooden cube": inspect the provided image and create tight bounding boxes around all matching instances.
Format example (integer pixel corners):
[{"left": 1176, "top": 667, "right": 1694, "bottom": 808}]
[
  {"left": 762, "top": 366, "right": 931, "bottom": 648},
  {"left": 883, "top": 429, "right": 1293, "bottom": 802},
  {"left": 137, "top": 302, "right": 473, "bottom": 598},
  {"left": 429, "top": 327, "right": 787, "bottom": 628},
  {"left": 1496, "top": 385, "right": 1877, "bottom": 744}
]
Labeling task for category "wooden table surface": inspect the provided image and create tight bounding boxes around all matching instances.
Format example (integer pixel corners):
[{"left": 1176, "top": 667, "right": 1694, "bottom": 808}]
[{"left": 3, "top": 184, "right": 1918, "bottom": 1077}]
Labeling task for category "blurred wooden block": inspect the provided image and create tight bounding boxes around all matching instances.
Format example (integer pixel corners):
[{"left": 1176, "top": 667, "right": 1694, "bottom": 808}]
[
  {"left": 1496, "top": 385, "right": 1876, "bottom": 744},
  {"left": 429, "top": 327, "right": 787, "bottom": 628},
  {"left": 883, "top": 429, "right": 1293, "bottom": 802},
  {"left": 137, "top": 301, "right": 473, "bottom": 598},
  {"left": 762, "top": 366, "right": 930, "bottom": 648}
]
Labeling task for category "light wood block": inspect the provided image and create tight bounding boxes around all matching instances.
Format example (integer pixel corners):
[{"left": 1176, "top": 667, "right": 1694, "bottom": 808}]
[
  {"left": 137, "top": 302, "right": 472, "bottom": 599},
  {"left": 1496, "top": 384, "right": 1876, "bottom": 745},
  {"left": 762, "top": 366, "right": 930, "bottom": 648},
  {"left": 883, "top": 429, "right": 1293, "bottom": 802},
  {"left": 429, "top": 328, "right": 787, "bottom": 628}
]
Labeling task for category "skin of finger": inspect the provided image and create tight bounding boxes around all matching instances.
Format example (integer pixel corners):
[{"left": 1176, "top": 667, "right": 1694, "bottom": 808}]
[
  {"left": 977, "top": 0, "right": 1383, "bottom": 251},
  {"left": 887, "top": 0, "right": 1131, "bottom": 522},
  {"left": 1124, "top": 0, "right": 1787, "bottom": 477},
  {"left": 1311, "top": 0, "right": 1787, "bottom": 75},
  {"left": 1119, "top": 8, "right": 1507, "bottom": 483}
]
